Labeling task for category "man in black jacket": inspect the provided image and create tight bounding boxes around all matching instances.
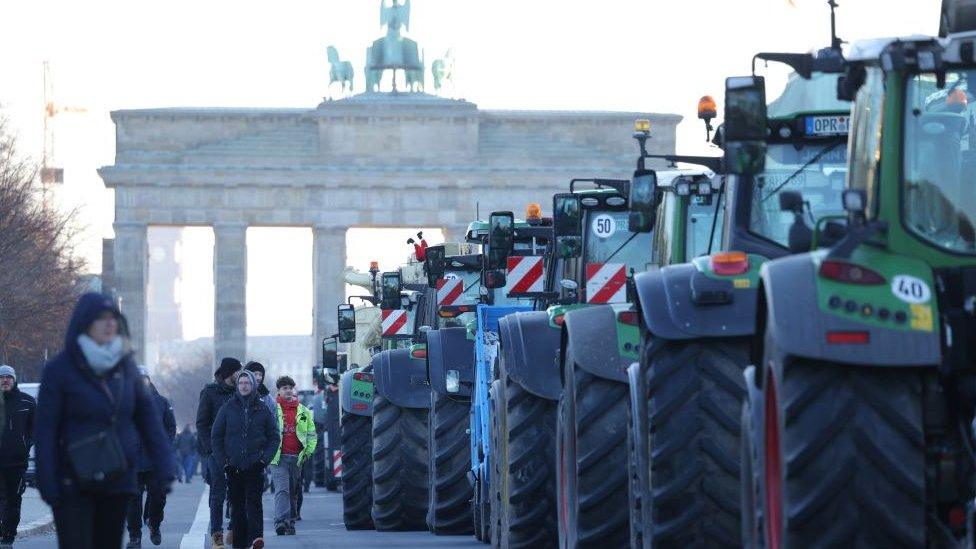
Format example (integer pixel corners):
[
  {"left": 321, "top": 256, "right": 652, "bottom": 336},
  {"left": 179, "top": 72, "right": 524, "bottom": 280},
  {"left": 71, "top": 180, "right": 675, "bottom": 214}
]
[
  {"left": 126, "top": 368, "right": 176, "bottom": 548},
  {"left": 195, "top": 357, "right": 241, "bottom": 549},
  {"left": 0, "top": 365, "right": 34, "bottom": 548},
  {"left": 212, "top": 370, "right": 278, "bottom": 549}
]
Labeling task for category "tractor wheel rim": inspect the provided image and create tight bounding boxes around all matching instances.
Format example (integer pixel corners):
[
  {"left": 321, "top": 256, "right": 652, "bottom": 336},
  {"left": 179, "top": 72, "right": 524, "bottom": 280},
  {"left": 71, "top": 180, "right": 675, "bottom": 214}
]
[{"left": 763, "top": 367, "right": 783, "bottom": 549}]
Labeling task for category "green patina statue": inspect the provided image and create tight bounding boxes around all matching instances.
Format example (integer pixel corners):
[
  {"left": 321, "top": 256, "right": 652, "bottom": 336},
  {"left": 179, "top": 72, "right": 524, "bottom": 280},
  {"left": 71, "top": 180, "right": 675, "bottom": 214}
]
[
  {"left": 327, "top": 46, "right": 355, "bottom": 95},
  {"left": 366, "top": 0, "right": 425, "bottom": 93}
]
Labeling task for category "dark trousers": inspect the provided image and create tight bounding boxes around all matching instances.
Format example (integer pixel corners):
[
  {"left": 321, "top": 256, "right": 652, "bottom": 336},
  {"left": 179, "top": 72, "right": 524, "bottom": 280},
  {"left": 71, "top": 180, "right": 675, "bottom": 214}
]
[
  {"left": 126, "top": 471, "right": 166, "bottom": 539},
  {"left": 53, "top": 493, "right": 128, "bottom": 549},
  {"left": 206, "top": 455, "right": 230, "bottom": 534},
  {"left": 0, "top": 466, "right": 26, "bottom": 542},
  {"left": 181, "top": 454, "right": 197, "bottom": 482},
  {"left": 227, "top": 465, "right": 264, "bottom": 548}
]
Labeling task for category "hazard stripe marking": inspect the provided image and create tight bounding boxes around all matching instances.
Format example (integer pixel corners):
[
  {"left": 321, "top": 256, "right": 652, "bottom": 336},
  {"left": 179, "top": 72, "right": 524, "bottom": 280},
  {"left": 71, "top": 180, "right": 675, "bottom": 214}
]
[
  {"left": 506, "top": 256, "right": 544, "bottom": 296},
  {"left": 381, "top": 309, "right": 410, "bottom": 336},
  {"left": 436, "top": 277, "right": 465, "bottom": 306},
  {"left": 586, "top": 263, "right": 627, "bottom": 303},
  {"left": 333, "top": 450, "right": 343, "bottom": 478}
]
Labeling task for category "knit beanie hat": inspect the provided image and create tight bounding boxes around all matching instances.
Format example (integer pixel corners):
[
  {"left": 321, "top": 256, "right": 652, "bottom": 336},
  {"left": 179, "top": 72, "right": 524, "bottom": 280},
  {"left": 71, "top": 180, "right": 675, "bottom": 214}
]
[
  {"left": 0, "top": 365, "right": 15, "bottom": 380},
  {"left": 245, "top": 361, "right": 265, "bottom": 376},
  {"left": 215, "top": 357, "right": 242, "bottom": 380}
]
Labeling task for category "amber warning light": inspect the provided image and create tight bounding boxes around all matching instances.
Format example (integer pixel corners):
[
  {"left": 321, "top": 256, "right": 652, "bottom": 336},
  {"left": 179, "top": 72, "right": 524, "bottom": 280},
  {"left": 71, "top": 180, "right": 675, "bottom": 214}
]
[
  {"left": 697, "top": 95, "right": 717, "bottom": 121},
  {"left": 526, "top": 203, "right": 542, "bottom": 220},
  {"left": 633, "top": 119, "right": 651, "bottom": 133}
]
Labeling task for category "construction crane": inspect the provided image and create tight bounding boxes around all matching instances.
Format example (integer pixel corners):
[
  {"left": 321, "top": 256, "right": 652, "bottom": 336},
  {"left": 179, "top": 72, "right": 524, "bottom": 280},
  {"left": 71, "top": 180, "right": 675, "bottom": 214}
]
[{"left": 41, "top": 60, "right": 86, "bottom": 187}]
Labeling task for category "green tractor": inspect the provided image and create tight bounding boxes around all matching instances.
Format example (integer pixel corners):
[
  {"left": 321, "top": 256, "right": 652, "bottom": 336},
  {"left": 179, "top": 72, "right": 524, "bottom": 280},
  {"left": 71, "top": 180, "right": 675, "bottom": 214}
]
[
  {"left": 628, "top": 48, "right": 852, "bottom": 546},
  {"left": 553, "top": 144, "right": 727, "bottom": 547},
  {"left": 741, "top": 7, "right": 976, "bottom": 547}
]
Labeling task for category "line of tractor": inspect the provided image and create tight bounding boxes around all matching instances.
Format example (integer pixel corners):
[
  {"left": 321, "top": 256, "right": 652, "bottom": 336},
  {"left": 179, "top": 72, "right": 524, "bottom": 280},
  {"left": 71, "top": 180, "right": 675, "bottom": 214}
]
[{"left": 315, "top": 1, "right": 976, "bottom": 546}]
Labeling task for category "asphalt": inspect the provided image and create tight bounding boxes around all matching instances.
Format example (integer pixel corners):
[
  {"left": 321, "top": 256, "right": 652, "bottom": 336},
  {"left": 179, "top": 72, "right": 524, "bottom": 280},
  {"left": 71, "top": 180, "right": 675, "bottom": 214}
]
[{"left": 15, "top": 479, "right": 484, "bottom": 548}]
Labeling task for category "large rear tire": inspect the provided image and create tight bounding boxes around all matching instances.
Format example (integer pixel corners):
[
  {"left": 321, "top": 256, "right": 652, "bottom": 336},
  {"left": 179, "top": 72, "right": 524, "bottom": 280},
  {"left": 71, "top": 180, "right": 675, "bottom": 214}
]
[
  {"left": 427, "top": 391, "right": 474, "bottom": 535},
  {"left": 370, "top": 395, "right": 430, "bottom": 531},
  {"left": 340, "top": 412, "right": 374, "bottom": 530},
  {"left": 762, "top": 344, "right": 925, "bottom": 547},
  {"left": 500, "top": 374, "right": 557, "bottom": 548},
  {"left": 489, "top": 379, "right": 504, "bottom": 547},
  {"left": 557, "top": 353, "right": 630, "bottom": 548},
  {"left": 647, "top": 338, "right": 748, "bottom": 547}
]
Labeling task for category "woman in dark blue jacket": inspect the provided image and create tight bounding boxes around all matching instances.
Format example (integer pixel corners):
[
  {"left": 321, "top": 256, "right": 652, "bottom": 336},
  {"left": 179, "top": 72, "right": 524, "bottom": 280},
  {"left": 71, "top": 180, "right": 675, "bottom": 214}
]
[
  {"left": 35, "top": 293, "right": 175, "bottom": 549},
  {"left": 212, "top": 369, "right": 279, "bottom": 549}
]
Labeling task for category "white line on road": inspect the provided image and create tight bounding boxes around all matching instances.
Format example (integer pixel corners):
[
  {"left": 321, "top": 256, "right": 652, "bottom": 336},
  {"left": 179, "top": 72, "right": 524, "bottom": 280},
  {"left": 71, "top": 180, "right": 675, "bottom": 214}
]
[{"left": 180, "top": 485, "right": 210, "bottom": 549}]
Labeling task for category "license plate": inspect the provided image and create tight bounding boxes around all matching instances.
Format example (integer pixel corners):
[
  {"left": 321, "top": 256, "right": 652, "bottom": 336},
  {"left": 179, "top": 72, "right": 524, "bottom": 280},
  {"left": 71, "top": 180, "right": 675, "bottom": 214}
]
[{"left": 805, "top": 115, "right": 850, "bottom": 136}]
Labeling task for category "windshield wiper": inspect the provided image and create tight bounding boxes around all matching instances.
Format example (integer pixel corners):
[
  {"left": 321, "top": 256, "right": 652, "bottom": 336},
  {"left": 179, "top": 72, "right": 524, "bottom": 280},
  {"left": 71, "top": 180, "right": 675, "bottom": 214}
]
[
  {"left": 604, "top": 232, "right": 640, "bottom": 264},
  {"left": 760, "top": 141, "right": 844, "bottom": 203}
]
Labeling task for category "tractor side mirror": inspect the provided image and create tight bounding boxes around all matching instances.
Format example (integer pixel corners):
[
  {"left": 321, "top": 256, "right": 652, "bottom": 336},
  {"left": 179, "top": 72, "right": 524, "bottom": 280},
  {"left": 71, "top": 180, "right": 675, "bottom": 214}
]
[
  {"left": 483, "top": 269, "right": 507, "bottom": 289},
  {"left": 628, "top": 170, "right": 658, "bottom": 233},
  {"left": 487, "top": 211, "right": 515, "bottom": 270},
  {"left": 321, "top": 337, "right": 338, "bottom": 376},
  {"left": 337, "top": 304, "right": 356, "bottom": 343},
  {"left": 553, "top": 193, "right": 582, "bottom": 258},
  {"left": 425, "top": 245, "right": 446, "bottom": 288},
  {"left": 338, "top": 355, "right": 348, "bottom": 375},
  {"left": 724, "top": 76, "right": 767, "bottom": 176},
  {"left": 380, "top": 271, "right": 403, "bottom": 310}
]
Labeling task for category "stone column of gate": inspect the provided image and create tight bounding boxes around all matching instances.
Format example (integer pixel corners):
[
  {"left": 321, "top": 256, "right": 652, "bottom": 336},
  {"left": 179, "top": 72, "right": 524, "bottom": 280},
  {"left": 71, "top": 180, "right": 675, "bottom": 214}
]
[
  {"left": 213, "top": 222, "right": 248, "bottom": 363},
  {"left": 113, "top": 222, "right": 148, "bottom": 364},
  {"left": 312, "top": 225, "right": 347, "bottom": 367}
]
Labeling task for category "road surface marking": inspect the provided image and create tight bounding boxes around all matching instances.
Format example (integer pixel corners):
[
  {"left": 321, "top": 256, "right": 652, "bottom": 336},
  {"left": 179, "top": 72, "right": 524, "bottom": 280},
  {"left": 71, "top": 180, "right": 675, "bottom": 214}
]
[{"left": 180, "top": 485, "right": 210, "bottom": 549}]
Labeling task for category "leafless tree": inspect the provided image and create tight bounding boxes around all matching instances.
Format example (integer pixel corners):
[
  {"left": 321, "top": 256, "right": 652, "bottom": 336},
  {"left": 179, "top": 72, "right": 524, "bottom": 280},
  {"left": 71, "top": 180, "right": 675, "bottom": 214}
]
[
  {"left": 152, "top": 342, "right": 215, "bottom": 428},
  {"left": 0, "top": 116, "right": 86, "bottom": 380}
]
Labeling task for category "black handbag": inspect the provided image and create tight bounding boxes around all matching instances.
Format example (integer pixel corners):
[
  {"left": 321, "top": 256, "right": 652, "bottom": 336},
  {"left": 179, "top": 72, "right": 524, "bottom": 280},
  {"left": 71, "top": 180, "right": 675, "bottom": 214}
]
[{"left": 66, "top": 377, "right": 127, "bottom": 489}]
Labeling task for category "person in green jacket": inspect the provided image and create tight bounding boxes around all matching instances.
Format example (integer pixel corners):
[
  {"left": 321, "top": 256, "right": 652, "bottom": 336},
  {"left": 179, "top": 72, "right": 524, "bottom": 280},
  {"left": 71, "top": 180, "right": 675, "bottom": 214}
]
[{"left": 269, "top": 376, "right": 317, "bottom": 536}]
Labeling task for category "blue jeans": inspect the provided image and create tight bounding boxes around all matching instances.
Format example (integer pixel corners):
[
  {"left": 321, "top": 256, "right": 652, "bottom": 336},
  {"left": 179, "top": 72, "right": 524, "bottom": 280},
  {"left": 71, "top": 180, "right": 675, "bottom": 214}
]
[{"left": 206, "top": 455, "right": 230, "bottom": 534}]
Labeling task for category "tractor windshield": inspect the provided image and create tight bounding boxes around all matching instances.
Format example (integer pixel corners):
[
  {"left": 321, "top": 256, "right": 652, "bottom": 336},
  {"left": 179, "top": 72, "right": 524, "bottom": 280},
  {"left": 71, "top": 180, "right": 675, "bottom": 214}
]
[
  {"left": 686, "top": 194, "right": 725, "bottom": 258},
  {"left": 583, "top": 209, "right": 653, "bottom": 271},
  {"left": 749, "top": 140, "right": 847, "bottom": 247},
  {"left": 903, "top": 70, "right": 976, "bottom": 254}
]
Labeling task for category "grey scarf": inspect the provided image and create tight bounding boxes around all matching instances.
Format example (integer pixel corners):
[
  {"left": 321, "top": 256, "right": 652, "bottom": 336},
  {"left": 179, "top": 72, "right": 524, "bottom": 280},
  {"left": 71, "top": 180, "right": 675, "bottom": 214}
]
[{"left": 77, "top": 335, "right": 125, "bottom": 376}]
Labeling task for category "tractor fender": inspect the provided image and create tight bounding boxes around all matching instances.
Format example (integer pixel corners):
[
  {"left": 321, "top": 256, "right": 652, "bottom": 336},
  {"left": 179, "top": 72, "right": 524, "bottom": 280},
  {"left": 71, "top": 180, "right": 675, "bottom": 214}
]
[
  {"left": 634, "top": 264, "right": 760, "bottom": 340},
  {"left": 762, "top": 254, "right": 941, "bottom": 366},
  {"left": 427, "top": 327, "right": 475, "bottom": 398},
  {"left": 562, "top": 305, "right": 629, "bottom": 383},
  {"left": 371, "top": 348, "right": 431, "bottom": 409},
  {"left": 497, "top": 311, "right": 561, "bottom": 401},
  {"left": 339, "top": 368, "right": 374, "bottom": 416}
]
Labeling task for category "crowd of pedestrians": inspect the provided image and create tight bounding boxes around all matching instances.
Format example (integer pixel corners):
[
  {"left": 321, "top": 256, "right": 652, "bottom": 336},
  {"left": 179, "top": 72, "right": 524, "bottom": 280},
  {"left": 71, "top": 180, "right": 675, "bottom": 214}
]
[{"left": 0, "top": 292, "right": 329, "bottom": 549}]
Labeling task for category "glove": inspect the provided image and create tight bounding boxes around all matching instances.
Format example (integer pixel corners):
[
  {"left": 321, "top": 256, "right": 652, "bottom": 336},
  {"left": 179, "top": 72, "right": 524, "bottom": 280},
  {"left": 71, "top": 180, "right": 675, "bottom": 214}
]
[{"left": 255, "top": 459, "right": 268, "bottom": 471}]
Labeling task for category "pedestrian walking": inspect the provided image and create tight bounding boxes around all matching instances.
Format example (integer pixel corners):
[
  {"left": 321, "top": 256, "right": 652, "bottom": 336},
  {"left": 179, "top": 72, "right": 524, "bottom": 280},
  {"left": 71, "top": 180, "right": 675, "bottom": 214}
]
[
  {"left": 175, "top": 425, "right": 198, "bottom": 483},
  {"left": 35, "top": 293, "right": 175, "bottom": 549},
  {"left": 126, "top": 367, "right": 176, "bottom": 548},
  {"left": 196, "top": 357, "right": 241, "bottom": 549},
  {"left": 269, "top": 376, "right": 317, "bottom": 536},
  {"left": 212, "top": 370, "right": 279, "bottom": 549},
  {"left": 244, "top": 362, "right": 276, "bottom": 415},
  {"left": 0, "top": 365, "right": 35, "bottom": 548}
]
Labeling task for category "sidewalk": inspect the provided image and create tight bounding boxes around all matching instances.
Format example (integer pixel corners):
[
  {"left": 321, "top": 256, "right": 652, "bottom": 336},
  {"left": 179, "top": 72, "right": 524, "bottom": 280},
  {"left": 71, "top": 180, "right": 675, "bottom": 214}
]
[{"left": 18, "top": 487, "right": 54, "bottom": 538}]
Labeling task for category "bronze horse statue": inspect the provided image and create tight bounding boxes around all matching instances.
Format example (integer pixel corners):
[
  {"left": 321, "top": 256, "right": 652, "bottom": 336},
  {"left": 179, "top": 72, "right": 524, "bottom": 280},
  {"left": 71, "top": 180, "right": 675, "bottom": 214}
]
[
  {"left": 327, "top": 46, "right": 354, "bottom": 94},
  {"left": 365, "top": 0, "right": 424, "bottom": 92}
]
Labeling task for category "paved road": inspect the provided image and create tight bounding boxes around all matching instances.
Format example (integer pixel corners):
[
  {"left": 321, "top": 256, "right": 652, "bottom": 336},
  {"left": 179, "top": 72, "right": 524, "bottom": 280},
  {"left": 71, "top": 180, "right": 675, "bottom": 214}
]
[{"left": 16, "top": 480, "right": 483, "bottom": 548}]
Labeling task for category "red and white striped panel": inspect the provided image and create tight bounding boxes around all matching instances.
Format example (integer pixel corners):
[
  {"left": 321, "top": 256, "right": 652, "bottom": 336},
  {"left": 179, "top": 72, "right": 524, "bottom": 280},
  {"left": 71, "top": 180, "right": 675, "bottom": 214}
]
[
  {"left": 381, "top": 309, "right": 411, "bottom": 337},
  {"left": 505, "top": 256, "right": 545, "bottom": 296},
  {"left": 436, "top": 277, "right": 465, "bottom": 306},
  {"left": 585, "top": 263, "right": 627, "bottom": 303},
  {"left": 332, "top": 450, "right": 343, "bottom": 478}
]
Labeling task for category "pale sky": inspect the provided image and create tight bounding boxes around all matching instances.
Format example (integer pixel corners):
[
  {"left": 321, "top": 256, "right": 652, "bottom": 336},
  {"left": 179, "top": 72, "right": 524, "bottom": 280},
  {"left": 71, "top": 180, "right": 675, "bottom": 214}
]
[{"left": 0, "top": 0, "right": 941, "bottom": 339}]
